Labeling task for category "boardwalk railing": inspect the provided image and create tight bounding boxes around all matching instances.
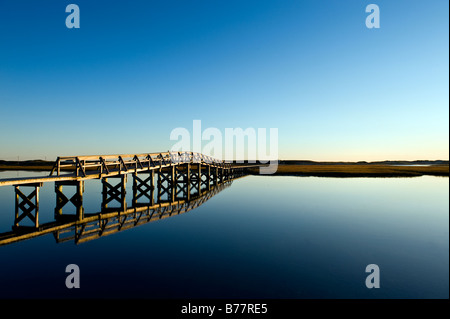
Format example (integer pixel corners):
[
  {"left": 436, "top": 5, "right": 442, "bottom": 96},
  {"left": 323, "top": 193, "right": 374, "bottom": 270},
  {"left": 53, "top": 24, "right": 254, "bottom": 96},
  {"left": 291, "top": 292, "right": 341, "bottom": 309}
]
[{"left": 49, "top": 151, "right": 230, "bottom": 178}]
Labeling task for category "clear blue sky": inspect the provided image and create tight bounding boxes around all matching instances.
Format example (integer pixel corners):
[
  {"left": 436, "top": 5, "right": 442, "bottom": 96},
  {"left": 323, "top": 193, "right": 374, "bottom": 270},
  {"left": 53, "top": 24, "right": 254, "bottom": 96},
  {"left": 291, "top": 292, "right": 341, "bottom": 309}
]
[{"left": 0, "top": 0, "right": 448, "bottom": 161}]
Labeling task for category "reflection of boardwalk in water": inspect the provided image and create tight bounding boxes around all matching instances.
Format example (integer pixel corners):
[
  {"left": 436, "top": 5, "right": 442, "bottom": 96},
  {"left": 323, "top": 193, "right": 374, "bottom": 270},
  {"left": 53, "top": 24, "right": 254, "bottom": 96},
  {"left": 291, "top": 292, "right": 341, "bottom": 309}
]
[
  {"left": 0, "top": 151, "right": 252, "bottom": 246},
  {"left": 0, "top": 180, "right": 233, "bottom": 246}
]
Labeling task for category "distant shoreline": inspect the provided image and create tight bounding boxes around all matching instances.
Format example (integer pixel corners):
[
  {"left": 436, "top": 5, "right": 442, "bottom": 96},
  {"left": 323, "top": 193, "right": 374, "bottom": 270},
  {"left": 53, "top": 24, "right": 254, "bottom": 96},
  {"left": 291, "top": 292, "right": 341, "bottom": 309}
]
[
  {"left": 262, "top": 160, "right": 449, "bottom": 177},
  {"left": 249, "top": 163, "right": 449, "bottom": 177},
  {"left": 0, "top": 160, "right": 55, "bottom": 171},
  {"left": 0, "top": 159, "right": 448, "bottom": 177}
]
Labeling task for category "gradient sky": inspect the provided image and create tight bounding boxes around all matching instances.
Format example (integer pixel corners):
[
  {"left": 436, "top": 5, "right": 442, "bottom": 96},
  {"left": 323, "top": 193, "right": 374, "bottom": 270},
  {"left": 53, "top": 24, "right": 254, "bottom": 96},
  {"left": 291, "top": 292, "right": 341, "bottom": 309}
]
[{"left": 0, "top": 0, "right": 448, "bottom": 161}]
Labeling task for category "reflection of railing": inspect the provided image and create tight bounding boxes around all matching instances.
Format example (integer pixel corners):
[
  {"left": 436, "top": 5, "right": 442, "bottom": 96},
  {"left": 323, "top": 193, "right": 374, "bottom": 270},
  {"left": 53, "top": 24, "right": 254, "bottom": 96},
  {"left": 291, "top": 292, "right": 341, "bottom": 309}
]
[{"left": 0, "top": 180, "right": 233, "bottom": 246}]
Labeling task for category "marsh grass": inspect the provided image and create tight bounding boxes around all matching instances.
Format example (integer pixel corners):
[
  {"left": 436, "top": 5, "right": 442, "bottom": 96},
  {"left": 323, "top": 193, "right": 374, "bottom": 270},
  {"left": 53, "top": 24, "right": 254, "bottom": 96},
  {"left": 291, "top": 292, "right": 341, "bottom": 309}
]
[{"left": 248, "top": 164, "right": 449, "bottom": 177}]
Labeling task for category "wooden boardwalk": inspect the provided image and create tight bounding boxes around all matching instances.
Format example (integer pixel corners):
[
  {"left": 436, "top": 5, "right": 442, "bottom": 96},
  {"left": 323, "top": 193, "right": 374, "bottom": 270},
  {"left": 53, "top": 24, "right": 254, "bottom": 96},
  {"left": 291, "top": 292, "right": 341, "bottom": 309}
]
[
  {"left": 0, "top": 151, "right": 234, "bottom": 187},
  {"left": 0, "top": 151, "right": 254, "bottom": 234}
]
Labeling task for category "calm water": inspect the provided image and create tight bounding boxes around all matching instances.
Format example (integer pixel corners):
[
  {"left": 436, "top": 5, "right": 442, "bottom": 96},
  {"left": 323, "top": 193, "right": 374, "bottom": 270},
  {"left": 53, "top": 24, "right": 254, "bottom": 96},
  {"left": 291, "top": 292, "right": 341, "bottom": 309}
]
[{"left": 0, "top": 171, "right": 448, "bottom": 298}]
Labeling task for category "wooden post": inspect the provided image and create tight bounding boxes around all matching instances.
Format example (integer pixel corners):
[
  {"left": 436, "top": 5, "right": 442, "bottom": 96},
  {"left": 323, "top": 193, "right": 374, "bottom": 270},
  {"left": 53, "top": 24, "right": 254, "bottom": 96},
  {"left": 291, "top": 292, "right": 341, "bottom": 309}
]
[
  {"left": 207, "top": 165, "right": 211, "bottom": 191},
  {"left": 171, "top": 165, "right": 176, "bottom": 202},
  {"left": 76, "top": 181, "right": 84, "bottom": 221},
  {"left": 150, "top": 176, "right": 155, "bottom": 206},
  {"left": 14, "top": 186, "right": 19, "bottom": 228},
  {"left": 150, "top": 169, "right": 155, "bottom": 206},
  {"left": 186, "top": 163, "right": 191, "bottom": 201},
  {"left": 121, "top": 175, "right": 127, "bottom": 211},
  {"left": 34, "top": 186, "right": 40, "bottom": 228},
  {"left": 197, "top": 163, "right": 201, "bottom": 193},
  {"left": 157, "top": 168, "right": 162, "bottom": 203},
  {"left": 132, "top": 173, "right": 137, "bottom": 206},
  {"left": 150, "top": 169, "right": 154, "bottom": 188},
  {"left": 102, "top": 177, "right": 108, "bottom": 210}
]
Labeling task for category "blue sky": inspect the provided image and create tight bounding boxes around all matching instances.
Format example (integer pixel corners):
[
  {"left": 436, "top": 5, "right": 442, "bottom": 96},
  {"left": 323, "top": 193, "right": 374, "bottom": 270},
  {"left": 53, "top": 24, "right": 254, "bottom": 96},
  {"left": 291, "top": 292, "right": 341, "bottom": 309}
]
[{"left": 0, "top": 0, "right": 448, "bottom": 161}]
